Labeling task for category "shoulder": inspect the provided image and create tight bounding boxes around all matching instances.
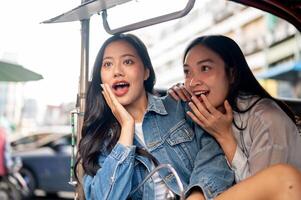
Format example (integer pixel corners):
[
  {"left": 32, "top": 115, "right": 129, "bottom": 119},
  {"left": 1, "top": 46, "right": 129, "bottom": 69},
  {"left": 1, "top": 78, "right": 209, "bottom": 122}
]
[
  {"left": 241, "top": 98, "right": 298, "bottom": 137},
  {"left": 160, "top": 94, "right": 178, "bottom": 104},
  {"left": 250, "top": 98, "right": 288, "bottom": 121},
  {"left": 236, "top": 97, "right": 289, "bottom": 121},
  {"left": 160, "top": 95, "right": 187, "bottom": 112}
]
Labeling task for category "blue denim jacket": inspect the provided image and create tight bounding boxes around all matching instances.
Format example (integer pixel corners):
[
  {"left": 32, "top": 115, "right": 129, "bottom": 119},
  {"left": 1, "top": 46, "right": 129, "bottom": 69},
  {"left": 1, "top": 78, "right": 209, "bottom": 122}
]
[{"left": 84, "top": 94, "right": 234, "bottom": 200}]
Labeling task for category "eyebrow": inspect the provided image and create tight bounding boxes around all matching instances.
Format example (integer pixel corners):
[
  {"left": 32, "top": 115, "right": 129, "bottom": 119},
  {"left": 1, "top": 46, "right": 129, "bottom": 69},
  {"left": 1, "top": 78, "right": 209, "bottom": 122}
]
[
  {"left": 183, "top": 58, "right": 213, "bottom": 67},
  {"left": 103, "top": 54, "right": 136, "bottom": 60},
  {"left": 196, "top": 58, "right": 213, "bottom": 65},
  {"left": 121, "top": 54, "right": 136, "bottom": 58}
]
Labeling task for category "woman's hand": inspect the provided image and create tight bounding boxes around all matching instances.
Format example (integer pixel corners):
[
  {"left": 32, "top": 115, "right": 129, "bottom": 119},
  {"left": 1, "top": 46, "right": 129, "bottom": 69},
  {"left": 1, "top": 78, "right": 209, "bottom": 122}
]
[
  {"left": 187, "top": 94, "right": 237, "bottom": 162},
  {"left": 167, "top": 83, "right": 191, "bottom": 101},
  {"left": 101, "top": 84, "right": 135, "bottom": 146}
]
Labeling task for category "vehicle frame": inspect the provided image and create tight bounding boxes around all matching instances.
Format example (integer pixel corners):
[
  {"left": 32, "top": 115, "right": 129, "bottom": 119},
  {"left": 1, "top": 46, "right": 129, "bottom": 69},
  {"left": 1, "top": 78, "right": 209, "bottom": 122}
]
[{"left": 43, "top": 0, "right": 301, "bottom": 199}]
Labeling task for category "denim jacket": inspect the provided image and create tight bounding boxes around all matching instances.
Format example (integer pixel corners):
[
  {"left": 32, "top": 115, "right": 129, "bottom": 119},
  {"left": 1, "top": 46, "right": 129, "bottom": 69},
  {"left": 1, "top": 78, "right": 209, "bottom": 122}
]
[{"left": 84, "top": 94, "right": 234, "bottom": 200}]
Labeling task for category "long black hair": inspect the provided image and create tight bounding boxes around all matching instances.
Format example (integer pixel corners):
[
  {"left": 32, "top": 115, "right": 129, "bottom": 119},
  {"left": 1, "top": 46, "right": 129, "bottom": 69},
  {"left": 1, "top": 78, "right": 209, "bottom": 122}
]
[
  {"left": 183, "top": 35, "right": 296, "bottom": 125},
  {"left": 75, "top": 34, "right": 156, "bottom": 178}
]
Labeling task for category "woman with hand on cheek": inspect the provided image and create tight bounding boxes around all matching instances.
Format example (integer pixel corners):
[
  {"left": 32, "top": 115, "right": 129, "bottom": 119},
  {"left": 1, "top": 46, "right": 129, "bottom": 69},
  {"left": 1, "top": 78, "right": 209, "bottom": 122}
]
[
  {"left": 169, "top": 35, "right": 301, "bottom": 200},
  {"left": 75, "top": 34, "right": 234, "bottom": 200}
]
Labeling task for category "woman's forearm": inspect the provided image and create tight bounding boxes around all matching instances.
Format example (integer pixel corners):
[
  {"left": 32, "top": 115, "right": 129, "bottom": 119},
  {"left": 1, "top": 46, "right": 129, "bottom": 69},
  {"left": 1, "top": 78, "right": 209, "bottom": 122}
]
[
  {"left": 186, "top": 190, "right": 205, "bottom": 200},
  {"left": 216, "top": 132, "right": 237, "bottom": 163},
  {"left": 118, "top": 123, "right": 135, "bottom": 146}
]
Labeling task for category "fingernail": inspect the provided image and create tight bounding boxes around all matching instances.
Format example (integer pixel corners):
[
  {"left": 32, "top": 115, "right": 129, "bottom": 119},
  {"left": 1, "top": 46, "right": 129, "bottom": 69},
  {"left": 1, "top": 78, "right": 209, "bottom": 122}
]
[{"left": 100, "top": 84, "right": 104, "bottom": 88}]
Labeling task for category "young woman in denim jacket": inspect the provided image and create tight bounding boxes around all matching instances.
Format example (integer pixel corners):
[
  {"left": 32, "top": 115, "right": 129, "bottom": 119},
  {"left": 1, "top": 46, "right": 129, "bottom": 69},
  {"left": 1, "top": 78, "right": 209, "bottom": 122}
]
[
  {"left": 169, "top": 35, "right": 301, "bottom": 200},
  {"left": 74, "top": 34, "right": 234, "bottom": 200}
]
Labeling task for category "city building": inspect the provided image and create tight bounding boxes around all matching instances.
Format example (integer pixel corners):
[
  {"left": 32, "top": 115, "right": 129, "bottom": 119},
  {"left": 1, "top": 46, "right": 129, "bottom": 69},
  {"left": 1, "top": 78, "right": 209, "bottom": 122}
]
[{"left": 135, "top": 0, "right": 301, "bottom": 98}]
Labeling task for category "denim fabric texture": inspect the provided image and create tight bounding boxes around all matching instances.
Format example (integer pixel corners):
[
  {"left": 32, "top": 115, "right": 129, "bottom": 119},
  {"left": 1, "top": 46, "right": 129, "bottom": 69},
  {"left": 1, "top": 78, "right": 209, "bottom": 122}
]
[{"left": 83, "top": 94, "right": 234, "bottom": 200}]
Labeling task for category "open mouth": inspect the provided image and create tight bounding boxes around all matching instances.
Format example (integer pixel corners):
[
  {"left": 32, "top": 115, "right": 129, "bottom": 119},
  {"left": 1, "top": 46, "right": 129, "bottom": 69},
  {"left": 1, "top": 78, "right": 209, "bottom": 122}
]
[
  {"left": 193, "top": 91, "right": 209, "bottom": 98},
  {"left": 112, "top": 81, "right": 130, "bottom": 97}
]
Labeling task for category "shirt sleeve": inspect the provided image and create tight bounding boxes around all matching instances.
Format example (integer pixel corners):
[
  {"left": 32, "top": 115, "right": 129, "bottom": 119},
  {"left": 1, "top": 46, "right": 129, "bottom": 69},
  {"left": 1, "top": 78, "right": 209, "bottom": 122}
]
[
  {"left": 186, "top": 126, "right": 235, "bottom": 200},
  {"left": 83, "top": 143, "right": 136, "bottom": 200},
  {"left": 233, "top": 100, "right": 299, "bottom": 181}
]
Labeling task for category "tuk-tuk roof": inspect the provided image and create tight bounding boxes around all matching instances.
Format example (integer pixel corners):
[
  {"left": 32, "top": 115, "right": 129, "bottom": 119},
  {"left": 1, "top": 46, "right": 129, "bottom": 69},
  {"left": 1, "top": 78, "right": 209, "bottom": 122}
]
[{"left": 42, "top": 0, "right": 132, "bottom": 23}]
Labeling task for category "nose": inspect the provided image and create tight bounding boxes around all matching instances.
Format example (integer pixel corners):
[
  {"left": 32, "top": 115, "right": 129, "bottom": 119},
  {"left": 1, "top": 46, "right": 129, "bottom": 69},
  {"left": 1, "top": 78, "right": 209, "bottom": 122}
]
[
  {"left": 113, "top": 62, "right": 124, "bottom": 78},
  {"left": 189, "top": 77, "right": 202, "bottom": 87}
]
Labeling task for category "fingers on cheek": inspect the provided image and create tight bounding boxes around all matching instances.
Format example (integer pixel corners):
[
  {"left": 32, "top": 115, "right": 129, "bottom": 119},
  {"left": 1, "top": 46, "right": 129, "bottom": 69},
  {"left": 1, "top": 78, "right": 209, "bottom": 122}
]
[
  {"left": 188, "top": 108, "right": 205, "bottom": 123},
  {"left": 183, "top": 89, "right": 191, "bottom": 99},
  {"left": 188, "top": 102, "right": 197, "bottom": 112},
  {"left": 168, "top": 89, "right": 180, "bottom": 100},
  {"left": 102, "top": 91, "right": 113, "bottom": 108},
  {"left": 189, "top": 101, "right": 204, "bottom": 117},
  {"left": 187, "top": 111, "right": 204, "bottom": 126},
  {"left": 191, "top": 97, "right": 203, "bottom": 109},
  {"left": 176, "top": 88, "right": 185, "bottom": 99},
  {"left": 102, "top": 91, "right": 107, "bottom": 101}
]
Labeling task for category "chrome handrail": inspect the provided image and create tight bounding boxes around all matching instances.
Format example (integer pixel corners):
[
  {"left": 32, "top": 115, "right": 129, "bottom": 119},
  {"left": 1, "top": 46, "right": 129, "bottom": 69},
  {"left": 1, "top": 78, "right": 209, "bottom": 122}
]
[
  {"left": 129, "top": 163, "right": 185, "bottom": 200},
  {"left": 102, "top": 0, "right": 195, "bottom": 34},
  {"left": 68, "top": 110, "right": 78, "bottom": 187}
]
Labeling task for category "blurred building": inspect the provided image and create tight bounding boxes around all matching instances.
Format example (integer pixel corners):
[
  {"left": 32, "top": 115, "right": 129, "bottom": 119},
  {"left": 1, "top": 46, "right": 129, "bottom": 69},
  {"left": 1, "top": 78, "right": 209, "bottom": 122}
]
[
  {"left": 0, "top": 83, "right": 24, "bottom": 128},
  {"left": 136, "top": 0, "right": 301, "bottom": 98},
  {"left": 18, "top": 98, "right": 39, "bottom": 134},
  {"left": 22, "top": 99, "right": 38, "bottom": 119},
  {"left": 43, "top": 102, "right": 75, "bottom": 126}
]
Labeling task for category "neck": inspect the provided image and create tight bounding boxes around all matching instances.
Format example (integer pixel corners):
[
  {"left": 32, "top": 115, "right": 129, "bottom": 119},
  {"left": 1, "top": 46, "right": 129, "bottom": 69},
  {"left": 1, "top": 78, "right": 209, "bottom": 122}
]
[{"left": 125, "top": 92, "right": 148, "bottom": 123}]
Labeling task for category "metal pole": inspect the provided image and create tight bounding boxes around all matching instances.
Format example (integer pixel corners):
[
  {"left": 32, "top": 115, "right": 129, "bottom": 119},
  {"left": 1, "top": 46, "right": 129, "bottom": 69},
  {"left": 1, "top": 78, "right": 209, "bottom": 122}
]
[{"left": 75, "top": 12, "right": 90, "bottom": 200}]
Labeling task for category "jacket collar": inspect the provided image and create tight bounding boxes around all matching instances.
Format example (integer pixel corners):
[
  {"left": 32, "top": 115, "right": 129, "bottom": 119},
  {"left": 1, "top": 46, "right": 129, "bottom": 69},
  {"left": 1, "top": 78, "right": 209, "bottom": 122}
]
[{"left": 146, "top": 93, "right": 168, "bottom": 115}]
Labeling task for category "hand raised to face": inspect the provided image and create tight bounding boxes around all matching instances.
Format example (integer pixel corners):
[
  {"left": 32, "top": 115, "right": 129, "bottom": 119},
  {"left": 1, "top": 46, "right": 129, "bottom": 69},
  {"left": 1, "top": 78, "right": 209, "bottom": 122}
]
[
  {"left": 187, "top": 94, "right": 233, "bottom": 141},
  {"left": 167, "top": 83, "right": 191, "bottom": 102},
  {"left": 101, "top": 83, "right": 135, "bottom": 127},
  {"left": 187, "top": 94, "right": 238, "bottom": 162}
]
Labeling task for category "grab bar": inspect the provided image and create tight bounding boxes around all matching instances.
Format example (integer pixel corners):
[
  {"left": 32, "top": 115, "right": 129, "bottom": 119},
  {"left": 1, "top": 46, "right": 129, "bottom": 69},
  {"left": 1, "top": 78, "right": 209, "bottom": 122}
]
[
  {"left": 102, "top": 0, "right": 195, "bottom": 34},
  {"left": 129, "top": 163, "right": 185, "bottom": 200}
]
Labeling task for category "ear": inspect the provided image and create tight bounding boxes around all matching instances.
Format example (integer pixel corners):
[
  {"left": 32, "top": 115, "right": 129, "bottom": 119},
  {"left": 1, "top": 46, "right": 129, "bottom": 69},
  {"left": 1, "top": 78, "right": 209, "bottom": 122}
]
[{"left": 144, "top": 68, "right": 150, "bottom": 81}]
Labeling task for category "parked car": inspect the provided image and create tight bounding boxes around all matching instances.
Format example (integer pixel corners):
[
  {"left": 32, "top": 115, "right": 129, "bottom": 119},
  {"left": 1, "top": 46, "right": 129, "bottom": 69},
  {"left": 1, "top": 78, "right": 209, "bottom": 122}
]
[{"left": 11, "top": 132, "right": 74, "bottom": 197}]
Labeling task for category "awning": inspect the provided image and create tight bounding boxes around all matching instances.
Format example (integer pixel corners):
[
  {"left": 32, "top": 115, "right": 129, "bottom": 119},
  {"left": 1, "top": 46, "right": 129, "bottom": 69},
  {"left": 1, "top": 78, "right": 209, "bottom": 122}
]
[
  {"left": 256, "top": 61, "right": 301, "bottom": 81},
  {"left": 0, "top": 60, "right": 43, "bottom": 82}
]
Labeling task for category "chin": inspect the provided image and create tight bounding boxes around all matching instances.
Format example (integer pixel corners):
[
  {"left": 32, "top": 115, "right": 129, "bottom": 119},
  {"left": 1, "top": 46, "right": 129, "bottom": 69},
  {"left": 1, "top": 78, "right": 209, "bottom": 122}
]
[
  {"left": 116, "top": 96, "right": 132, "bottom": 106},
  {"left": 116, "top": 97, "right": 128, "bottom": 105}
]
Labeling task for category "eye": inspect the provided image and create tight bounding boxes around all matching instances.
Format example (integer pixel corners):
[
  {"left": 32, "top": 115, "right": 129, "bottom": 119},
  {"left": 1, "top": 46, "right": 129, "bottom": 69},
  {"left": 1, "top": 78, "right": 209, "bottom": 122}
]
[
  {"left": 124, "top": 59, "right": 134, "bottom": 65},
  {"left": 201, "top": 65, "right": 211, "bottom": 72},
  {"left": 102, "top": 61, "right": 112, "bottom": 68},
  {"left": 183, "top": 68, "right": 190, "bottom": 77}
]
